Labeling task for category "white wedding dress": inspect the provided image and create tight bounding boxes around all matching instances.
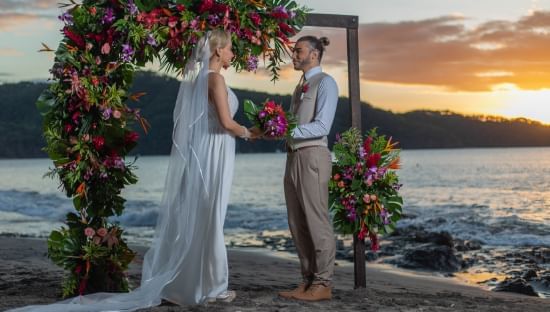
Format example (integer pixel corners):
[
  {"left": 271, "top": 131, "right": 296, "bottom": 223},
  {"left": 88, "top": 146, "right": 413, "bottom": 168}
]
[{"left": 9, "top": 34, "right": 238, "bottom": 312}]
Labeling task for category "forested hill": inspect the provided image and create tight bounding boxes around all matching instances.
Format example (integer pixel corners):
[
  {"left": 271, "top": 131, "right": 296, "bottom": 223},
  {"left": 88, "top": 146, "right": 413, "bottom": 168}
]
[{"left": 1, "top": 71, "right": 549, "bottom": 158}]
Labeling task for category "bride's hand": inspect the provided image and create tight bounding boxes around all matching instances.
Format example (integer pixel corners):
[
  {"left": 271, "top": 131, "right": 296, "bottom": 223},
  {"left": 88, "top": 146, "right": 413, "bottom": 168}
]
[{"left": 248, "top": 127, "right": 263, "bottom": 140}]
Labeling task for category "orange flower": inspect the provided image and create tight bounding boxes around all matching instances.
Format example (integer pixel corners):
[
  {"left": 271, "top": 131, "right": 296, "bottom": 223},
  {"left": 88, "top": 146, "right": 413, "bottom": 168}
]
[
  {"left": 388, "top": 157, "right": 401, "bottom": 169},
  {"left": 76, "top": 182, "right": 86, "bottom": 196}
]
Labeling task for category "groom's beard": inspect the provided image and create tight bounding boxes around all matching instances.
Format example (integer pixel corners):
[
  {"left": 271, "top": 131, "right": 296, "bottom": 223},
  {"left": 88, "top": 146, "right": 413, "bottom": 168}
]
[{"left": 293, "top": 58, "right": 311, "bottom": 71}]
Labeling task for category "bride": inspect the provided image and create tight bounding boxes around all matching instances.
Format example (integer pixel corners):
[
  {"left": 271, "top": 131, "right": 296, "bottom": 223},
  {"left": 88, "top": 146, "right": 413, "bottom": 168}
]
[{"left": 9, "top": 29, "right": 259, "bottom": 311}]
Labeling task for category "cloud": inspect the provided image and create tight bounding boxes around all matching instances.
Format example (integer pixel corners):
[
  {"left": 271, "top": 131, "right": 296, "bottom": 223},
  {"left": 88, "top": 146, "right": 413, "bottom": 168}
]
[
  {"left": 297, "top": 11, "right": 550, "bottom": 92},
  {"left": 0, "top": 12, "right": 53, "bottom": 30},
  {"left": 0, "top": 0, "right": 58, "bottom": 10},
  {"left": 0, "top": 48, "right": 24, "bottom": 57}
]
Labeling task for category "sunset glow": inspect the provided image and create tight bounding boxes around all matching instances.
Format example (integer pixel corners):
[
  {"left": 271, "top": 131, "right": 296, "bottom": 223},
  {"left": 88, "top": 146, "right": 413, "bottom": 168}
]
[{"left": 1, "top": 0, "right": 550, "bottom": 124}]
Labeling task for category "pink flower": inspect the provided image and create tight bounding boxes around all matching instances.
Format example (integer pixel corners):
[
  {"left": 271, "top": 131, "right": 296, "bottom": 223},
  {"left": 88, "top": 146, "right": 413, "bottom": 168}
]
[
  {"left": 363, "top": 194, "right": 371, "bottom": 203},
  {"left": 97, "top": 227, "right": 108, "bottom": 237},
  {"left": 112, "top": 110, "right": 122, "bottom": 119},
  {"left": 84, "top": 227, "right": 95, "bottom": 237},
  {"left": 101, "top": 42, "right": 111, "bottom": 54},
  {"left": 124, "top": 131, "right": 139, "bottom": 144}
]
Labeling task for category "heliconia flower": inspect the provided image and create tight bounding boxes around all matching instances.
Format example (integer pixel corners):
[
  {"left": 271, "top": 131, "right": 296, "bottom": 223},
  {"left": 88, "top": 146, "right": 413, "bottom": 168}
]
[
  {"left": 84, "top": 227, "right": 95, "bottom": 237},
  {"left": 366, "top": 153, "right": 381, "bottom": 168},
  {"left": 63, "top": 27, "right": 86, "bottom": 49}
]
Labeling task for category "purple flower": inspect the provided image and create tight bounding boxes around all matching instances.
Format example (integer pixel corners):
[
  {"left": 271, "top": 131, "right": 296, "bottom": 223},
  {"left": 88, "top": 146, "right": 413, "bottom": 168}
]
[
  {"left": 358, "top": 146, "right": 366, "bottom": 158},
  {"left": 335, "top": 133, "right": 341, "bottom": 142},
  {"left": 380, "top": 208, "right": 392, "bottom": 225},
  {"left": 102, "top": 107, "right": 112, "bottom": 120},
  {"left": 147, "top": 34, "right": 158, "bottom": 47},
  {"left": 258, "top": 110, "right": 267, "bottom": 119},
  {"left": 207, "top": 14, "right": 220, "bottom": 25},
  {"left": 246, "top": 55, "right": 259, "bottom": 71},
  {"left": 392, "top": 183, "right": 403, "bottom": 191},
  {"left": 100, "top": 172, "right": 108, "bottom": 180},
  {"left": 121, "top": 43, "right": 134, "bottom": 62},
  {"left": 102, "top": 8, "right": 115, "bottom": 24},
  {"left": 58, "top": 12, "right": 73, "bottom": 25},
  {"left": 128, "top": 0, "right": 139, "bottom": 16}
]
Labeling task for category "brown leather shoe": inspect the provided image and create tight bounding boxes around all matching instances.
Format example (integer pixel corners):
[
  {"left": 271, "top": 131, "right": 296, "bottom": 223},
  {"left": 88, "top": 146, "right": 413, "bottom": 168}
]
[
  {"left": 278, "top": 282, "right": 309, "bottom": 299},
  {"left": 291, "top": 284, "right": 332, "bottom": 301}
]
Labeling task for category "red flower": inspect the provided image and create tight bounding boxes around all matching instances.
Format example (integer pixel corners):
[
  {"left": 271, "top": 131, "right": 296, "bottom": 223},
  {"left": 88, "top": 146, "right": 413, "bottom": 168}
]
[
  {"left": 301, "top": 83, "right": 309, "bottom": 94},
  {"left": 64, "top": 123, "right": 74, "bottom": 133},
  {"left": 358, "top": 224, "right": 368, "bottom": 240},
  {"left": 71, "top": 111, "right": 81, "bottom": 124},
  {"left": 278, "top": 22, "right": 295, "bottom": 35},
  {"left": 124, "top": 131, "right": 139, "bottom": 144},
  {"left": 198, "top": 0, "right": 213, "bottom": 13},
  {"left": 176, "top": 4, "right": 186, "bottom": 12},
  {"left": 93, "top": 136, "right": 105, "bottom": 150},
  {"left": 63, "top": 27, "right": 86, "bottom": 49},
  {"left": 249, "top": 12, "right": 261, "bottom": 26},
  {"left": 366, "top": 153, "right": 381, "bottom": 168},
  {"left": 369, "top": 232, "right": 380, "bottom": 252},
  {"left": 363, "top": 137, "right": 373, "bottom": 154}
]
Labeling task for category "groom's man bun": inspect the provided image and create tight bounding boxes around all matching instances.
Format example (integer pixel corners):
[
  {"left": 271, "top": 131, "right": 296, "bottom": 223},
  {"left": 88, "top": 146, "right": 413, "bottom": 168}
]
[{"left": 297, "top": 36, "right": 330, "bottom": 62}]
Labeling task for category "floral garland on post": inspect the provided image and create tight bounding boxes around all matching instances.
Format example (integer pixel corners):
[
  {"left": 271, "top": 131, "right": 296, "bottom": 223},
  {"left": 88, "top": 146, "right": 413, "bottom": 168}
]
[
  {"left": 329, "top": 128, "right": 404, "bottom": 251},
  {"left": 40, "top": 0, "right": 306, "bottom": 297}
]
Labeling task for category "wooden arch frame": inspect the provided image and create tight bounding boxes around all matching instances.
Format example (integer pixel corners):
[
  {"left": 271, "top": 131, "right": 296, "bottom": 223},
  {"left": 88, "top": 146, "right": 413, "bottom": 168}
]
[{"left": 305, "top": 13, "right": 366, "bottom": 288}]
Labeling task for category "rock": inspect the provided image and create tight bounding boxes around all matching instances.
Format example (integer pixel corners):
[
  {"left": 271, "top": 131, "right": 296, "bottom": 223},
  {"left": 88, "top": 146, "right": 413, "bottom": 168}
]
[
  {"left": 522, "top": 269, "right": 538, "bottom": 281},
  {"left": 413, "top": 231, "right": 454, "bottom": 247},
  {"left": 400, "top": 245, "right": 462, "bottom": 272},
  {"left": 493, "top": 278, "right": 538, "bottom": 297},
  {"left": 455, "top": 239, "right": 483, "bottom": 251}
]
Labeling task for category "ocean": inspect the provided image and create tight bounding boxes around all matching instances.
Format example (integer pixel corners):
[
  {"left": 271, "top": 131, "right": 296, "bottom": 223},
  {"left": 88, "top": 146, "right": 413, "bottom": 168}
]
[{"left": 1, "top": 148, "right": 549, "bottom": 296}]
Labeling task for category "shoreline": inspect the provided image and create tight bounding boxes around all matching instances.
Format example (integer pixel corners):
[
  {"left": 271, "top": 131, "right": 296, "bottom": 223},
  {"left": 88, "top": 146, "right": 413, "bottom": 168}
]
[{"left": 1, "top": 237, "right": 548, "bottom": 311}]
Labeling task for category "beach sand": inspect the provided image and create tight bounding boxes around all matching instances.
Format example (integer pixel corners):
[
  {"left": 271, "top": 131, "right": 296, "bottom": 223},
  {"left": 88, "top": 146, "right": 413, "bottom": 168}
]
[{"left": 1, "top": 237, "right": 548, "bottom": 312}]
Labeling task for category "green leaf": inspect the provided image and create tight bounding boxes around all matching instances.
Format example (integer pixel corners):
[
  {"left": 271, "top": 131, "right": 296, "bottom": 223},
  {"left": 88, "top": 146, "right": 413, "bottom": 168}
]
[{"left": 36, "top": 89, "right": 56, "bottom": 115}]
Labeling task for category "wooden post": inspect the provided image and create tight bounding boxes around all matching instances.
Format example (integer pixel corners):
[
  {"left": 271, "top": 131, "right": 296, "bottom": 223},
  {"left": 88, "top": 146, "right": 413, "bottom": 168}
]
[{"left": 305, "top": 13, "right": 365, "bottom": 289}]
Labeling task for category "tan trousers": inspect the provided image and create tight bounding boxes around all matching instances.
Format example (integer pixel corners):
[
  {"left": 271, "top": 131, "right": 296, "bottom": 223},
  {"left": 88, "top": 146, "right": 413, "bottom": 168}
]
[{"left": 284, "top": 146, "right": 336, "bottom": 286}]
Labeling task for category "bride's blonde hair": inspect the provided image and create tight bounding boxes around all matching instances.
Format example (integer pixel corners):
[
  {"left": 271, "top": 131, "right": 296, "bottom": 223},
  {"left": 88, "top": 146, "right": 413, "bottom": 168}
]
[{"left": 209, "top": 29, "right": 231, "bottom": 58}]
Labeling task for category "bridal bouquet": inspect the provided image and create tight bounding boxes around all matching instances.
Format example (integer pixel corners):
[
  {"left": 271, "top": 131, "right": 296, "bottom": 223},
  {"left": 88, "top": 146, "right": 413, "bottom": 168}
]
[
  {"left": 244, "top": 99, "right": 296, "bottom": 139},
  {"left": 329, "top": 128, "right": 403, "bottom": 251}
]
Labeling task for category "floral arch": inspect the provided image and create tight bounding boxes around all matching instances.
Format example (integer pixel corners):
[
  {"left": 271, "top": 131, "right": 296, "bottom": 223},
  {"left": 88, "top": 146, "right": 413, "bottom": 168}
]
[{"left": 38, "top": 0, "right": 306, "bottom": 297}]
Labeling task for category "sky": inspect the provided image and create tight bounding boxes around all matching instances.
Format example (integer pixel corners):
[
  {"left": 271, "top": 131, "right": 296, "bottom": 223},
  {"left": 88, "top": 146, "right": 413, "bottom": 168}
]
[{"left": 1, "top": 0, "right": 550, "bottom": 123}]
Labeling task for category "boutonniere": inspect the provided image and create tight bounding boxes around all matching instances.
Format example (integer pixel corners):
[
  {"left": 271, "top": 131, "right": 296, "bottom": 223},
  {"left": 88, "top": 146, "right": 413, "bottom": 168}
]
[{"left": 300, "top": 83, "right": 309, "bottom": 100}]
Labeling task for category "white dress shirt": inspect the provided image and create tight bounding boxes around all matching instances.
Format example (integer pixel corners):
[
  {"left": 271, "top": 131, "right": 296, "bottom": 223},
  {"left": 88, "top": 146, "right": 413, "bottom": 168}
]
[{"left": 292, "top": 66, "right": 339, "bottom": 139}]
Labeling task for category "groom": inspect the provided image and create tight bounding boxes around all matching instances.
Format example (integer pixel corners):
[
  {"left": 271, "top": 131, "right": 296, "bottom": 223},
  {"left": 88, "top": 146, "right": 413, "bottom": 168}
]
[{"left": 279, "top": 36, "right": 339, "bottom": 301}]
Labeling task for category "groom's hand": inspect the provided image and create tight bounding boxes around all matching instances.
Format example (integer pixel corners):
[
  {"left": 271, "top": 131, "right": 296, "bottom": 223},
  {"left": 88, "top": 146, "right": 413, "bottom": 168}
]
[{"left": 248, "top": 127, "right": 263, "bottom": 140}]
